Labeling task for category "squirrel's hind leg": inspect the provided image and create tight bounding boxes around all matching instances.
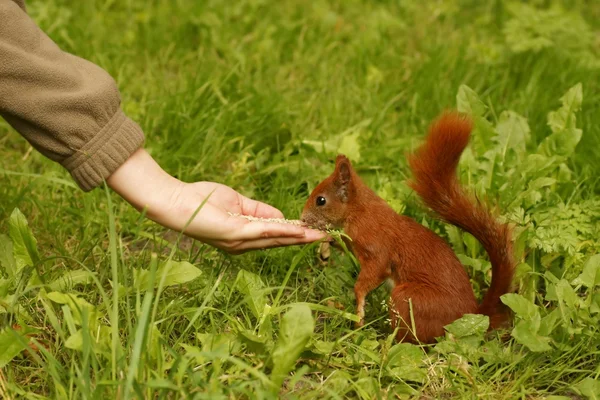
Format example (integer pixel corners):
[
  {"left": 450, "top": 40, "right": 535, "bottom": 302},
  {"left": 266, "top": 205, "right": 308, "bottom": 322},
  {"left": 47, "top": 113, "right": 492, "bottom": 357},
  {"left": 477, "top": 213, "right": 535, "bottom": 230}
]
[{"left": 389, "top": 283, "right": 475, "bottom": 344}]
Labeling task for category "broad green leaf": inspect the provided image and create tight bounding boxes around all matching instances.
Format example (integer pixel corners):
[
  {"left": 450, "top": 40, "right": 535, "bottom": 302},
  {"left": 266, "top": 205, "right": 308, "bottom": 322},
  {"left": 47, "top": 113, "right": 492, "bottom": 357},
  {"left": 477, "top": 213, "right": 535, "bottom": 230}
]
[
  {"left": 528, "top": 177, "right": 557, "bottom": 190},
  {"left": 301, "top": 138, "right": 337, "bottom": 154},
  {"left": 135, "top": 261, "right": 201, "bottom": 290},
  {"left": 156, "top": 260, "right": 202, "bottom": 287},
  {"left": 180, "top": 343, "right": 204, "bottom": 363},
  {"left": 196, "top": 332, "right": 239, "bottom": 358},
  {"left": 591, "top": 293, "right": 600, "bottom": 315},
  {"left": 236, "top": 270, "right": 267, "bottom": 319},
  {"left": 445, "top": 225, "right": 465, "bottom": 254},
  {"left": 495, "top": 110, "right": 530, "bottom": 156},
  {"left": 456, "top": 254, "right": 491, "bottom": 271},
  {"left": 0, "top": 279, "right": 10, "bottom": 298},
  {"left": 473, "top": 116, "right": 497, "bottom": 149},
  {"left": 271, "top": 304, "right": 314, "bottom": 386},
  {"left": 444, "top": 314, "right": 489, "bottom": 338},
  {"left": 555, "top": 279, "right": 581, "bottom": 309},
  {"left": 0, "top": 234, "right": 16, "bottom": 278},
  {"left": 575, "top": 377, "right": 600, "bottom": 400},
  {"left": 47, "top": 270, "right": 95, "bottom": 291},
  {"left": 481, "top": 149, "right": 498, "bottom": 190},
  {"left": 65, "top": 330, "right": 83, "bottom": 351},
  {"left": 355, "top": 375, "right": 379, "bottom": 400},
  {"left": 338, "top": 131, "right": 361, "bottom": 162},
  {"left": 324, "top": 370, "right": 353, "bottom": 396},
  {"left": 549, "top": 83, "right": 583, "bottom": 134},
  {"left": 386, "top": 342, "right": 426, "bottom": 383},
  {"left": 557, "top": 163, "right": 572, "bottom": 183},
  {"left": 386, "top": 342, "right": 422, "bottom": 366},
  {"left": 539, "top": 123, "right": 580, "bottom": 157},
  {"left": 545, "top": 272, "right": 561, "bottom": 301},
  {"left": 9, "top": 208, "right": 40, "bottom": 271},
  {"left": 479, "top": 340, "right": 514, "bottom": 364},
  {"left": 237, "top": 329, "right": 268, "bottom": 354},
  {"left": 312, "top": 340, "right": 335, "bottom": 355},
  {"left": 301, "top": 119, "right": 369, "bottom": 161},
  {"left": 0, "top": 294, "right": 23, "bottom": 316},
  {"left": 258, "top": 309, "right": 273, "bottom": 337},
  {"left": 458, "top": 146, "right": 478, "bottom": 175},
  {"left": 46, "top": 291, "right": 97, "bottom": 325},
  {"left": 572, "top": 254, "right": 600, "bottom": 288},
  {"left": 539, "top": 308, "right": 560, "bottom": 337},
  {"left": 522, "top": 177, "right": 556, "bottom": 208},
  {"left": 0, "top": 328, "right": 29, "bottom": 368},
  {"left": 463, "top": 232, "right": 480, "bottom": 257},
  {"left": 538, "top": 83, "right": 583, "bottom": 157},
  {"left": 514, "top": 262, "right": 532, "bottom": 281},
  {"left": 501, "top": 293, "right": 539, "bottom": 320},
  {"left": 511, "top": 320, "right": 552, "bottom": 352},
  {"left": 456, "top": 85, "right": 487, "bottom": 116},
  {"left": 65, "top": 326, "right": 113, "bottom": 354},
  {"left": 524, "top": 153, "right": 560, "bottom": 173},
  {"left": 272, "top": 302, "right": 360, "bottom": 322}
]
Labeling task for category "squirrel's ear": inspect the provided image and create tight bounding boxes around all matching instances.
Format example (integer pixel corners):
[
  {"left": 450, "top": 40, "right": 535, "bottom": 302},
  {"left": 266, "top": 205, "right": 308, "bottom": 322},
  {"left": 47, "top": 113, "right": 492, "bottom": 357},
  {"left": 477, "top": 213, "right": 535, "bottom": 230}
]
[{"left": 334, "top": 155, "right": 352, "bottom": 202}]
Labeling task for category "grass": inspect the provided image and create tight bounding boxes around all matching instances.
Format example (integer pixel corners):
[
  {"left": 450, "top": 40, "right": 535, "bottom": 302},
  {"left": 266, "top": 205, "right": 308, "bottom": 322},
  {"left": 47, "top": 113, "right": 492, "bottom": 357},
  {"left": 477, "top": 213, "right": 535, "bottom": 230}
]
[{"left": 1, "top": 0, "right": 600, "bottom": 398}]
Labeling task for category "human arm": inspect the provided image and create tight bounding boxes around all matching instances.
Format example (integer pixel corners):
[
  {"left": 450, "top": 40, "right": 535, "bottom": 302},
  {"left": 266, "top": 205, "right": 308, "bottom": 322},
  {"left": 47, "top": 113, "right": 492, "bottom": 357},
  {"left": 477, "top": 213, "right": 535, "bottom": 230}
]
[
  {"left": 0, "top": 0, "right": 144, "bottom": 191},
  {"left": 107, "top": 148, "right": 325, "bottom": 254},
  {"left": 0, "top": 0, "right": 325, "bottom": 252}
]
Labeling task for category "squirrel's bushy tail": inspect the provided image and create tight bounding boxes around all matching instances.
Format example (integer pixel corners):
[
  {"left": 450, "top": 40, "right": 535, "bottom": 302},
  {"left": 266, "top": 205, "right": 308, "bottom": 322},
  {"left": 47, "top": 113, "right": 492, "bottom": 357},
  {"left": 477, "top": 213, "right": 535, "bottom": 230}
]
[{"left": 407, "top": 112, "right": 515, "bottom": 328}]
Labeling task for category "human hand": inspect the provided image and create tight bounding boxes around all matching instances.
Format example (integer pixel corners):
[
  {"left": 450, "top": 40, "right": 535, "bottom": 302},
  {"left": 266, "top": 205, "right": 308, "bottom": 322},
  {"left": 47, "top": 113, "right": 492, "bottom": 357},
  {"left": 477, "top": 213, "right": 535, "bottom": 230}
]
[
  {"left": 107, "top": 149, "right": 326, "bottom": 254},
  {"left": 154, "top": 180, "right": 325, "bottom": 253}
]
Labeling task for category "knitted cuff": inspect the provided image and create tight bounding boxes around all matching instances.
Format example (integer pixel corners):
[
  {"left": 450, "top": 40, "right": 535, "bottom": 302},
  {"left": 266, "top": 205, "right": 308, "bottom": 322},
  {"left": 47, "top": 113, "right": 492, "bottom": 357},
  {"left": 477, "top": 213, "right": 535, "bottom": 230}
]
[{"left": 62, "top": 109, "right": 145, "bottom": 191}]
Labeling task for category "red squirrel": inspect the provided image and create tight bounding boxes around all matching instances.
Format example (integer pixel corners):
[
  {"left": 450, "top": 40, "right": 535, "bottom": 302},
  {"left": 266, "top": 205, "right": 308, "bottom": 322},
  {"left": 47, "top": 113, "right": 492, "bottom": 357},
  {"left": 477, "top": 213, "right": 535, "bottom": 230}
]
[{"left": 301, "top": 112, "right": 515, "bottom": 344}]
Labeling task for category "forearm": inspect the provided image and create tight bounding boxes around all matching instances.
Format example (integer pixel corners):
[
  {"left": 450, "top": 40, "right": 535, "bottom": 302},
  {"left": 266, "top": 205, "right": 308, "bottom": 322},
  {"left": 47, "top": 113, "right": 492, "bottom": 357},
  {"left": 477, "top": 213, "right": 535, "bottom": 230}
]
[
  {"left": 106, "top": 148, "right": 181, "bottom": 224},
  {"left": 0, "top": 0, "right": 144, "bottom": 191}
]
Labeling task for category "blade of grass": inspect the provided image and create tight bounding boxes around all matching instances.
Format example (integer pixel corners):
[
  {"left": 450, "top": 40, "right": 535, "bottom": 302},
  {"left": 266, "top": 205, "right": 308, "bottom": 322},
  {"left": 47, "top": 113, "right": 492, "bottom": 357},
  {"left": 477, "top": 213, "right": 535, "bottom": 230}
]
[{"left": 124, "top": 253, "right": 159, "bottom": 400}]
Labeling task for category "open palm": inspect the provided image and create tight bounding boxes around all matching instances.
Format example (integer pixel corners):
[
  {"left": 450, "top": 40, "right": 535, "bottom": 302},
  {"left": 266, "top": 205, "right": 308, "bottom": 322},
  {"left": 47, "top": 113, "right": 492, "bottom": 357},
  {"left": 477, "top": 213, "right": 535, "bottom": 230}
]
[{"left": 169, "top": 182, "right": 324, "bottom": 253}]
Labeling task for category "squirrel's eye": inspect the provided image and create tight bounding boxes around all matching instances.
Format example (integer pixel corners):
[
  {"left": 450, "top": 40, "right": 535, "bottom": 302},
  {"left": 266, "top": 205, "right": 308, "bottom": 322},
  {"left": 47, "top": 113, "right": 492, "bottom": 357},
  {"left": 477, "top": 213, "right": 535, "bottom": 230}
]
[{"left": 316, "top": 196, "right": 326, "bottom": 206}]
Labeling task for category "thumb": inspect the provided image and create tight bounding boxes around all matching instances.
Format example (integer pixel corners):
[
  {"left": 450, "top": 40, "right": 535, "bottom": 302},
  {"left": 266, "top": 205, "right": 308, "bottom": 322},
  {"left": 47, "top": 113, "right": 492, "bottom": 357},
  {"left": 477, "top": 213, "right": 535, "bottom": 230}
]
[{"left": 239, "top": 195, "right": 286, "bottom": 219}]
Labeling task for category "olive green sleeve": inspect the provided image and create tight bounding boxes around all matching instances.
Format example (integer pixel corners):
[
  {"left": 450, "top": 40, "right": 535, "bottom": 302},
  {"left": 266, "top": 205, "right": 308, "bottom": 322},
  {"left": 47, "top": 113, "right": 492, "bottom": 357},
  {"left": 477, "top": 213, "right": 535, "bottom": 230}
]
[{"left": 0, "top": 0, "right": 145, "bottom": 191}]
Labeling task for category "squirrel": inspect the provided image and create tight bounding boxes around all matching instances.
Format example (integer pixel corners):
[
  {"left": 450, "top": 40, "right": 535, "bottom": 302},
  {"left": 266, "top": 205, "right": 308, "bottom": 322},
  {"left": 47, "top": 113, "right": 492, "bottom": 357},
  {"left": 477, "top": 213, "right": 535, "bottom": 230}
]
[{"left": 300, "top": 111, "right": 515, "bottom": 344}]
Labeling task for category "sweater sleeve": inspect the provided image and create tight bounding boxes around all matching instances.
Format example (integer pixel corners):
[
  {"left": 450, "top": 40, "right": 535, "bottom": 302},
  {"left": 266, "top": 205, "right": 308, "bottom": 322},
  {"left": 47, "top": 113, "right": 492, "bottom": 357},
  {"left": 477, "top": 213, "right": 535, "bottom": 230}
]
[{"left": 0, "top": 0, "right": 145, "bottom": 191}]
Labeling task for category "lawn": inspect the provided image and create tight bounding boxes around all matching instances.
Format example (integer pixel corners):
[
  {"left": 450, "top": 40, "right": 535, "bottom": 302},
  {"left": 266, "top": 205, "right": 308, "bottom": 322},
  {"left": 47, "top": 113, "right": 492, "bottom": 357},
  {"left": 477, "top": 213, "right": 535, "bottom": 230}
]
[{"left": 1, "top": 0, "right": 600, "bottom": 398}]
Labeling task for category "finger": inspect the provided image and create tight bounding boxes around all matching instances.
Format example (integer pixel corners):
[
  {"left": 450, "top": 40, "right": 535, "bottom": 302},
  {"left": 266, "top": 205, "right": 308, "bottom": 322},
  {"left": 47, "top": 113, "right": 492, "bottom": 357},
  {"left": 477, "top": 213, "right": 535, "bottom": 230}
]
[
  {"left": 239, "top": 196, "right": 285, "bottom": 219},
  {"left": 234, "top": 221, "right": 308, "bottom": 240},
  {"left": 301, "top": 228, "right": 327, "bottom": 241},
  {"left": 281, "top": 219, "right": 307, "bottom": 226},
  {"left": 226, "top": 235, "right": 325, "bottom": 254}
]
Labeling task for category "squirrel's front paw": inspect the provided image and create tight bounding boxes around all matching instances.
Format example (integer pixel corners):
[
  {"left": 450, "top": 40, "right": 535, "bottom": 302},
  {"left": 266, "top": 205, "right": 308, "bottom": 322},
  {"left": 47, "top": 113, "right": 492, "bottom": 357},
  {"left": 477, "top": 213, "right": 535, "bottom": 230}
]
[
  {"left": 355, "top": 318, "right": 365, "bottom": 329},
  {"left": 318, "top": 241, "right": 331, "bottom": 265}
]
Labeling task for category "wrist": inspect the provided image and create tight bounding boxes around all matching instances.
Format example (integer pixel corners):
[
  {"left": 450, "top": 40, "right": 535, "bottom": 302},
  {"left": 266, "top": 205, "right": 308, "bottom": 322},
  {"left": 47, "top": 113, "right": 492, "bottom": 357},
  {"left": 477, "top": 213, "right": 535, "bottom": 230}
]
[{"left": 107, "top": 148, "right": 181, "bottom": 220}]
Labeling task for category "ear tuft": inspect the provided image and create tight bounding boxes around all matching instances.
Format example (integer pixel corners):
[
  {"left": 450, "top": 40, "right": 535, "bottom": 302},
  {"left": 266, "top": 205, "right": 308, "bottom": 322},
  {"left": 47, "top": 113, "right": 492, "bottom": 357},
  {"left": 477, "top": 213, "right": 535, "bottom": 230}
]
[
  {"left": 334, "top": 154, "right": 352, "bottom": 201},
  {"left": 335, "top": 154, "right": 350, "bottom": 166},
  {"left": 335, "top": 154, "right": 352, "bottom": 185}
]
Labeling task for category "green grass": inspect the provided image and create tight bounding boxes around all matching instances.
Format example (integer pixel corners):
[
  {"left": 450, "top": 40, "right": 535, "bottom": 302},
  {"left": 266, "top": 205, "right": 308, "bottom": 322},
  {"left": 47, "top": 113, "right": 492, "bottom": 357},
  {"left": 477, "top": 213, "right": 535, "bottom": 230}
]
[{"left": 2, "top": 0, "right": 600, "bottom": 398}]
